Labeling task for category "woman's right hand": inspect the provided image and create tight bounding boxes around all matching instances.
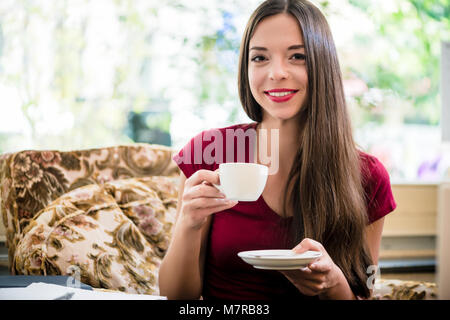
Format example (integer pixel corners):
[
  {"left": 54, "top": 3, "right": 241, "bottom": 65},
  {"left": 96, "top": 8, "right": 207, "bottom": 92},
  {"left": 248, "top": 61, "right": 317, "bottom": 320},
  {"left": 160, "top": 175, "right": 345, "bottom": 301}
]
[{"left": 179, "top": 169, "right": 238, "bottom": 230}]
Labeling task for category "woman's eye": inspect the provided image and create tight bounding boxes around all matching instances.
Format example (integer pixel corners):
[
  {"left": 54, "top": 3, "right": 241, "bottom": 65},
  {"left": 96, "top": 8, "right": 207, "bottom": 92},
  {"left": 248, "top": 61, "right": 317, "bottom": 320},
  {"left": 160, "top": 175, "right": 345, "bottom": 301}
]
[
  {"left": 291, "top": 53, "right": 306, "bottom": 61},
  {"left": 251, "top": 55, "right": 266, "bottom": 62}
]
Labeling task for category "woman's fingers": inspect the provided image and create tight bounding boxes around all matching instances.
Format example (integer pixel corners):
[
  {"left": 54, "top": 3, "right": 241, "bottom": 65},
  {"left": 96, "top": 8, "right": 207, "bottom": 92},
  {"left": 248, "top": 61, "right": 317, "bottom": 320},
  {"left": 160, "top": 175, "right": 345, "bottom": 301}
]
[
  {"left": 182, "top": 198, "right": 238, "bottom": 224},
  {"left": 185, "top": 169, "right": 220, "bottom": 188},
  {"left": 308, "top": 261, "right": 332, "bottom": 273},
  {"left": 194, "top": 201, "right": 238, "bottom": 216},
  {"left": 280, "top": 268, "right": 323, "bottom": 284},
  {"left": 292, "top": 238, "right": 323, "bottom": 254},
  {"left": 180, "top": 169, "right": 238, "bottom": 229},
  {"left": 280, "top": 271, "right": 323, "bottom": 296},
  {"left": 187, "top": 197, "right": 237, "bottom": 210},
  {"left": 183, "top": 183, "right": 225, "bottom": 201}
]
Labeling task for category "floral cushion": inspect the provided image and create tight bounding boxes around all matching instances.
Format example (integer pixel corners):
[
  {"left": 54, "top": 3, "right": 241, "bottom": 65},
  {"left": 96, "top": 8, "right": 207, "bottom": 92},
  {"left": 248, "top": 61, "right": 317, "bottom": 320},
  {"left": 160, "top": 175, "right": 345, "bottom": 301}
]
[
  {"left": 0, "top": 144, "right": 179, "bottom": 270},
  {"left": 13, "top": 176, "right": 179, "bottom": 294},
  {"left": 103, "top": 176, "right": 178, "bottom": 258}
]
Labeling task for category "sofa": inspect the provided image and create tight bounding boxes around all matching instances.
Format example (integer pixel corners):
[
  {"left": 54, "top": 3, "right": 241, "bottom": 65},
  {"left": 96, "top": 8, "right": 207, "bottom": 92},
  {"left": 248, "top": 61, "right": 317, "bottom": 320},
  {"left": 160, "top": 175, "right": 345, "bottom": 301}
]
[{"left": 0, "top": 144, "right": 438, "bottom": 299}]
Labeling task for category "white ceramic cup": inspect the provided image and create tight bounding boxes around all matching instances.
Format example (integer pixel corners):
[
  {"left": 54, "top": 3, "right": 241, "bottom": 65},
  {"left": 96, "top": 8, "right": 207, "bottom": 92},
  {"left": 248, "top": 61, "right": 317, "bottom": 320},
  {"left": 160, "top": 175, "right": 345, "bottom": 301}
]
[{"left": 214, "top": 162, "right": 268, "bottom": 202}]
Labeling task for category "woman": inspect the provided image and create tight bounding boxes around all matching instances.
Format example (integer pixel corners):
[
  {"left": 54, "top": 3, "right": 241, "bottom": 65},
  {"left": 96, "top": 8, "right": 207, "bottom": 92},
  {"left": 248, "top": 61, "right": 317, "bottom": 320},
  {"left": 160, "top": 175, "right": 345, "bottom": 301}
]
[{"left": 159, "top": 0, "right": 396, "bottom": 300}]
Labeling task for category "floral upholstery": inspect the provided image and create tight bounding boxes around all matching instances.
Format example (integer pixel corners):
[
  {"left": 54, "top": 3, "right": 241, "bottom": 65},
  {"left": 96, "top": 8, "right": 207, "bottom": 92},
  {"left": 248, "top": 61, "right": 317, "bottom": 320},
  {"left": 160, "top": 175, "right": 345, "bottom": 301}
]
[
  {"left": 372, "top": 279, "right": 437, "bottom": 300},
  {"left": 13, "top": 176, "right": 178, "bottom": 294},
  {"left": 0, "top": 144, "right": 178, "bottom": 271}
]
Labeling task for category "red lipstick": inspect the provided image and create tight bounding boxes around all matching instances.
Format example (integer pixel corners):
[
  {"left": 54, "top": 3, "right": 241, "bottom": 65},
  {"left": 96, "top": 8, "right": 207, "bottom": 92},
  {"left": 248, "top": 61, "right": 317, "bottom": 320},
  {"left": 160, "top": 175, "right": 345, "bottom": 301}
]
[{"left": 264, "top": 88, "right": 298, "bottom": 103}]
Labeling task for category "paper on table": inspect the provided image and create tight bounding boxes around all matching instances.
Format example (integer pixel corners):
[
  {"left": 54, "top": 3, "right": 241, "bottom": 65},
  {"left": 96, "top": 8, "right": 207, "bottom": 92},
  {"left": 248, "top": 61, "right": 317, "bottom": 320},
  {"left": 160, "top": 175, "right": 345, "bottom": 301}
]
[{"left": 0, "top": 282, "right": 167, "bottom": 300}]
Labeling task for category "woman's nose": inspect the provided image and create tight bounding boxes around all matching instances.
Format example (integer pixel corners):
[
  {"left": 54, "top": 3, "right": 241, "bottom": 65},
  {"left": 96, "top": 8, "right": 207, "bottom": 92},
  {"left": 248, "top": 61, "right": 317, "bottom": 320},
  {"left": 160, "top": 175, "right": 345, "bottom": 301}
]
[{"left": 268, "top": 59, "right": 289, "bottom": 80}]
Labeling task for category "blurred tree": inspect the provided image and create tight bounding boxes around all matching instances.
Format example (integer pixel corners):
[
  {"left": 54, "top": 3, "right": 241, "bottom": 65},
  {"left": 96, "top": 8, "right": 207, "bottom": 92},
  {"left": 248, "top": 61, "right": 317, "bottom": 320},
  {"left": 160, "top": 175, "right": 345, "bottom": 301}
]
[{"left": 347, "top": 0, "right": 449, "bottom": 125}]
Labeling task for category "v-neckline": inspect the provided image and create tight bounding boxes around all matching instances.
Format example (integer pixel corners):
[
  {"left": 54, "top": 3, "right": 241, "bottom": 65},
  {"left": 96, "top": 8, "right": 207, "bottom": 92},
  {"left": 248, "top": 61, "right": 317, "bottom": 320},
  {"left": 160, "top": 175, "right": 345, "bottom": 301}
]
[{"left": 257, "top": 194, "right": 292, "bottom": 220}]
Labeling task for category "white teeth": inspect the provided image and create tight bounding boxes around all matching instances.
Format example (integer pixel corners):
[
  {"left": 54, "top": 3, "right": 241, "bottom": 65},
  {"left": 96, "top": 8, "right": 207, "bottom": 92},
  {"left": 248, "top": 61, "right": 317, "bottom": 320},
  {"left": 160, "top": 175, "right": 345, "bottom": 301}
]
[{"left": 267, "top": 91, "right": 296, "bottom": 97}]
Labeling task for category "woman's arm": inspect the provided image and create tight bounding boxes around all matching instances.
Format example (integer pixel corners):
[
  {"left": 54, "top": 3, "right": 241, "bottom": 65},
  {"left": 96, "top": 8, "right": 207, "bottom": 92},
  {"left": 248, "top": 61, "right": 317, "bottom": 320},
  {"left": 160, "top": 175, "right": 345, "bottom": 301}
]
[
  {"left": 364, "top": 217, "right": 385, "bottom": 296},
  {"left": 321, "top": 217, "right": 385, "bottom": 299},
  {"left": 158, "top": 174, "right": 208, "bottom": 299},
  {"left": 158, "top": 171, "right": 237, "bottom": 299},
  {"left": 365, "top": 217, "right": 385, "bottom": 267}
]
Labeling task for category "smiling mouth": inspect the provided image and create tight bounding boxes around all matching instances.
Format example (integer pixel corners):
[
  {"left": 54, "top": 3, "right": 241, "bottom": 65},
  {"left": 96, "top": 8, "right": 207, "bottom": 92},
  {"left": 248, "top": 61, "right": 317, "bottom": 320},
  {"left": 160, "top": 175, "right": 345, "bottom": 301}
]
[
  {"left": 264, "top": 89, "right": 299, "bottom": 97},
  {"left": 263, "top": 89, "right": 299, "bottom": 102}
]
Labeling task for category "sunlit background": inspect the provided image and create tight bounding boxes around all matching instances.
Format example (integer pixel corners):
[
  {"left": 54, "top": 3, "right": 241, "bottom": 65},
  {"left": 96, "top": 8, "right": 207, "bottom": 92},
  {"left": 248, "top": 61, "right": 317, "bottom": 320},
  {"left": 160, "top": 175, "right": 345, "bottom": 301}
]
[{"left": 0, "top": 0, "right": 449, "bottom": 183}]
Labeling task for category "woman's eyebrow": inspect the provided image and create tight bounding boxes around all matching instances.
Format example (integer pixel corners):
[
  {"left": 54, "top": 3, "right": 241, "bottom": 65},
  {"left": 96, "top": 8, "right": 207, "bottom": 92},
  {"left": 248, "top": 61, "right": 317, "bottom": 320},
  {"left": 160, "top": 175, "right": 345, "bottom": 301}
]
[
  {"left": 249, "top": 44, "right": 305, "bottom": 51},
  {"left": 249, "top": 46, "right": 268, "bottom": 51},
  {"left": 287, "top": 44, "right": 305, "bottom": 50}
]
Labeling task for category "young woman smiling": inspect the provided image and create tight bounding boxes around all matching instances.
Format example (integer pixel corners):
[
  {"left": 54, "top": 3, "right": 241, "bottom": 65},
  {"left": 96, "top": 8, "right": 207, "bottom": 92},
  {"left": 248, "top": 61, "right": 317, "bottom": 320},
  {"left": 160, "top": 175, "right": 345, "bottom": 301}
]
[{"left": 159, "top": 0, "right": 396, "bottom": 300}]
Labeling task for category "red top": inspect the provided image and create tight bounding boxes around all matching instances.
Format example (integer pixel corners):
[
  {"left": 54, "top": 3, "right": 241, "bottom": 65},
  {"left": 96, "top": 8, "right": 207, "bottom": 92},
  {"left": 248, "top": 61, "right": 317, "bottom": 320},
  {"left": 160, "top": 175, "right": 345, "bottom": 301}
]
[{"left": 173, "top": 123, "right": 397, "bottom": 300}]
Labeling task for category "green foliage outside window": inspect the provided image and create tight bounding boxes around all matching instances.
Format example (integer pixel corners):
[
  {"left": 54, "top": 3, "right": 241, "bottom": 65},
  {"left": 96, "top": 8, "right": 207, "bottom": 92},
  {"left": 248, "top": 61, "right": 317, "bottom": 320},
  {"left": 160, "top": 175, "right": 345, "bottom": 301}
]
[
  {"left": 344, "top": 0, "right": 449, "bottom": 126},
  {"left": 0, "top": 0, "right": 448, "bottom": 180}
]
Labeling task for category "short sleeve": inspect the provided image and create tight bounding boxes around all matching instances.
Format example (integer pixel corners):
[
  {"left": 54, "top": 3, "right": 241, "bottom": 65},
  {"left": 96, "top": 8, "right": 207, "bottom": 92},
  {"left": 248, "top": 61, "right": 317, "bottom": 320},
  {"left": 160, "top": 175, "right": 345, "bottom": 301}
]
[
  {"left": 172, "top": 130, "right": 217, "bottom": 179},
  {"left": 173, "top": 131, "right": 203, "bottom": 179},
  {"left": 361, "top": 154, "right": 397, "bottom": 224},
  {"left": 173, "top": 123, "right": 257, "bottom": 179}
]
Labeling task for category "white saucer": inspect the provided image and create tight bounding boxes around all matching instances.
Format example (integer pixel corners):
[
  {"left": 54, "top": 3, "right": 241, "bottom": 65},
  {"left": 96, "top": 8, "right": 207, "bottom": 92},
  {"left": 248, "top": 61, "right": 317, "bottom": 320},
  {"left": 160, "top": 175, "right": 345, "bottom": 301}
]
[{"left": 237, "top": 249, "right": 322, "bottom": 270}]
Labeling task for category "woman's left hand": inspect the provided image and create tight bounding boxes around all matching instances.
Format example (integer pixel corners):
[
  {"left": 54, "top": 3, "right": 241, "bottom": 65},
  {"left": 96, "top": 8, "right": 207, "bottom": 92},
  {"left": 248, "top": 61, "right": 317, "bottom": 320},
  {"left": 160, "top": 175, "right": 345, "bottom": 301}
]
[{"left": 280, "top": 238, "right": 344, "bottom": 298}]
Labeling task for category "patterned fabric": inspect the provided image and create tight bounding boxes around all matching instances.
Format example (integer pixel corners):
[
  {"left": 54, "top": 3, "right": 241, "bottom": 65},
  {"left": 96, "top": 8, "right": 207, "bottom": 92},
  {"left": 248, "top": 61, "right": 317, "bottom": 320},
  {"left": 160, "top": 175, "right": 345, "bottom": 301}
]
[
  {"left": 372, "top": 279, "right": 437, "bottom": 300},
  {"left": 13, "top": 176, "right": 178, "bottom": 294},
  {"left": 0, "top": 144, "right": 179, "bottom": 270}
]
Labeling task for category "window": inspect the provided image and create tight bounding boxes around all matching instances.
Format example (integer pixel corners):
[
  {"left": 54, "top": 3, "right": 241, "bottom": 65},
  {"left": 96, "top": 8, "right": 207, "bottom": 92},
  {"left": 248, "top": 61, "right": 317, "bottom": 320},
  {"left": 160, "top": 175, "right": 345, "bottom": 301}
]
[{"left": 0, "top": 0, "right": 448, "bottom": 182}]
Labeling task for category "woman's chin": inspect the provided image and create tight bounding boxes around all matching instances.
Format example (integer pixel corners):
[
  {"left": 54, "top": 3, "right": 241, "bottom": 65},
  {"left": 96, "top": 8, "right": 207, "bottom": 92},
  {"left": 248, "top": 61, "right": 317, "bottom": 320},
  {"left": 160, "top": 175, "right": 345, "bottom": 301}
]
[{"left": 265, "top": 111, "right": 301, "bottom": 122}]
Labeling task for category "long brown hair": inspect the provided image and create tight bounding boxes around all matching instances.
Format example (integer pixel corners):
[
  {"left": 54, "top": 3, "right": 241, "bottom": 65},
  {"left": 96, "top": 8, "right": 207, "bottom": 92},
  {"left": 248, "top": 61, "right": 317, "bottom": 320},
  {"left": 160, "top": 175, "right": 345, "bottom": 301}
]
[{"left": 238, "top": 0, "right": 373, "bottom": 298}]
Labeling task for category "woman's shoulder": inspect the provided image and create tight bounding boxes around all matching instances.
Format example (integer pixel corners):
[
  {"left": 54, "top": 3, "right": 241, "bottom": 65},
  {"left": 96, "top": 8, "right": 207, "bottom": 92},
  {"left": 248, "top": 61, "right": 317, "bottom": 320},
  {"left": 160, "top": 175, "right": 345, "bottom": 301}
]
[
  {"left": 357, "top": 150, "right": 397, "bottom": 223},
  {"left": 178, "top": 122, "right": 256, "bottom": 146},
  {"left": 358, "top": 150, "right": 380, "bottom": 165},
  {"left": 173, "top": 122, "right": 257, "bottom": 178},
  {"left": 357, "top": 150, "right": 390, "bottom": 182}
]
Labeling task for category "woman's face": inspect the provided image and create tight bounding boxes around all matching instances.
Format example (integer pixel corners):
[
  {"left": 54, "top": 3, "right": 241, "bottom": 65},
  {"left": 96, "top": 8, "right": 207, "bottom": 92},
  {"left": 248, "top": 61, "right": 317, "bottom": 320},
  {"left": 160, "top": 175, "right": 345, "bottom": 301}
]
[{"left": 248, "top": 13, "right": 308, "bottom": 122}]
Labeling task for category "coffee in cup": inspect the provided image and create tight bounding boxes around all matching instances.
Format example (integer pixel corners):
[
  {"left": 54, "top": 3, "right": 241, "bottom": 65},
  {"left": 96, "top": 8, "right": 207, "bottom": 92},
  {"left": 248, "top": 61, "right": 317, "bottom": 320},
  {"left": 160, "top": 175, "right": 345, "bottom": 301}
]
[{"left": 214, "top": 162, "right": 268, "bottom": 202}]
